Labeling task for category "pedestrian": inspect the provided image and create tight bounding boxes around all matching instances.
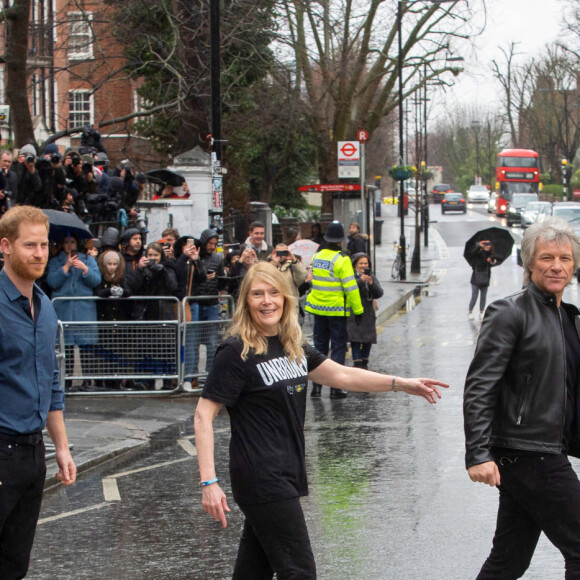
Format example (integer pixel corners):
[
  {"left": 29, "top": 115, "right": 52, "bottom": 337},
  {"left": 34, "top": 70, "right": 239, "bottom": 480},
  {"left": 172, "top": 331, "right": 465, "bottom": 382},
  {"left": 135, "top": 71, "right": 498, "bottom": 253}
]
[
  {"left": 194, "top": 261, "right": 448, "bottom": 580},
  {"left": 347, "top": 253, "right": 383, "bottom": 369},
  {"left": 346, "top": 222, "right": 368, "bottom": 256},
  {"left": 46, "top": 234, "right": 101, "bottom": 392},
  {"left": 244, "top": 220, "right": 272, "bottom": 260},
  {"left": 0, "top": 206, "right": 76, "bottom": 578},
  {"left": 189, "top": 229, "right": 226, "bottom": 380},
  {"left": 309, "top": 222, "right": 324, "bottom": 245},
  {"left": 305, "top": 220, "right": 364, "bottom": 398},
  {"left": 464, "top": 217, "right": 580, "bottom": 579},
  {"left": 467, "top": 239, "right": 497, "bottom": 320}
]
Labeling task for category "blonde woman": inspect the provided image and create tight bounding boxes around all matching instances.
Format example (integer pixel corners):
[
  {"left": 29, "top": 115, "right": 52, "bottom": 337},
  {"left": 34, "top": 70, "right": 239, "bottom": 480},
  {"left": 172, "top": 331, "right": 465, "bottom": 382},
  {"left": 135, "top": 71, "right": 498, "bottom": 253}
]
[{"left": 194, "top": 262, "right": 448, "bottom": 579}]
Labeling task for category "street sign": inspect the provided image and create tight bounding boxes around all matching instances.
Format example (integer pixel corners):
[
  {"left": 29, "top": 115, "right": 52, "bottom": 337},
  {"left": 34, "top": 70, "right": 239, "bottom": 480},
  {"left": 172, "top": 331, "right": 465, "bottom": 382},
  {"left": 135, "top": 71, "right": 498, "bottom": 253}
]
[
  {"left": 0, "top": 105, "right": 10, "bottom": 124},
  {"left": 337, "top": 140, "right": 360, "bottom": 179},
  {"left": 357, "top": 129, "right": 369, "bottom": 143},
  {"left": 299, "top": 184, "right": 361, "bottom": 192}
]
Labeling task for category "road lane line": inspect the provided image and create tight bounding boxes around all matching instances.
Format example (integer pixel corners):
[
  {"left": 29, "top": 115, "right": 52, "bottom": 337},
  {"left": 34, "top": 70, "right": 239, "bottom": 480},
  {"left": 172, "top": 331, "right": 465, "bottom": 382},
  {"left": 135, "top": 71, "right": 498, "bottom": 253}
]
[
  {"left": 103, "top": 477, "right": 121, "bottom": 501},
  {"left": 38, "top": 502, "right": 109, "bottom": 525},
  {"left": 114, "top": 456, "right": 192, "bottom": 479},
  {"left": 177, "top": 438, "right": 197, "bottom": 456}
]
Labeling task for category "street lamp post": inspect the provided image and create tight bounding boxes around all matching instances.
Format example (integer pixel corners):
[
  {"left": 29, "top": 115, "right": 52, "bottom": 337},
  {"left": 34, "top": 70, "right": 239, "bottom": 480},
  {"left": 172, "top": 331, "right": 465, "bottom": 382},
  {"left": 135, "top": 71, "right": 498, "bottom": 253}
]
[{"left": 396, "top": 0, "right": 459, "bottom": 279}]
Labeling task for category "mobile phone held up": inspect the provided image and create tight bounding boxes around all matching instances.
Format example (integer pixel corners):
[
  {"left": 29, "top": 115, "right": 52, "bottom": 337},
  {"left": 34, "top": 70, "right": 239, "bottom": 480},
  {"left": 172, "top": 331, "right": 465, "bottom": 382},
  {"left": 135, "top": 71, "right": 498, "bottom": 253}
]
[{"left": 364, "top": 268, "right": 371, "bottom": 276}]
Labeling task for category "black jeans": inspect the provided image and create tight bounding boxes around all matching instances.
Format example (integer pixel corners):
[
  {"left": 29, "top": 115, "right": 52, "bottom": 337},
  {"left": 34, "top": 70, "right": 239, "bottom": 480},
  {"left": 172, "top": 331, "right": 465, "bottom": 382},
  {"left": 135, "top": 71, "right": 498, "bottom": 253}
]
[
  {"left": 477, "top": 452, "right": 580, "bottom": 579},
  {"left": 0, "top": 434, "right": 46, "bottom": 580},
  {"left": 233, "top": 497, "right": 316, "bottom": 580}
]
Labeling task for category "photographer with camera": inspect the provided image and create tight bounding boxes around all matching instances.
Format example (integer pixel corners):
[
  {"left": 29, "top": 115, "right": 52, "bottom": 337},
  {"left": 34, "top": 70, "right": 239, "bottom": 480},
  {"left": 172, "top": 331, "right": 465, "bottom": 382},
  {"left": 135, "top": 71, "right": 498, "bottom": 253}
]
[
  {"left": 1, "top": 151, "right": 18, "bottom": 212},
  {"left": 64, "top": 149, "right": 96, "bottom": 219},
  {"left": 12, "top": 144, "right": 42, "bottom": 206},
  {"left": 347, "top": 253, "right": 383, "bottom": 371},
  {"left": 36, "top": 143, "right": 66, "bottom": 210},
  {"left": 269, "top": 243, "right": 308, "bottom": 300}
]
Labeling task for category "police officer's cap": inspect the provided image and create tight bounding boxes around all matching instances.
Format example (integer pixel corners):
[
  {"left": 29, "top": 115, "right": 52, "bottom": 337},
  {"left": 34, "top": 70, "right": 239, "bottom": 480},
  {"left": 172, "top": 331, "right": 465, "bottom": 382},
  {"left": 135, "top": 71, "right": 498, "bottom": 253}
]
[{"left": 324, "top": 221, "right": 345, "bottom": 243}]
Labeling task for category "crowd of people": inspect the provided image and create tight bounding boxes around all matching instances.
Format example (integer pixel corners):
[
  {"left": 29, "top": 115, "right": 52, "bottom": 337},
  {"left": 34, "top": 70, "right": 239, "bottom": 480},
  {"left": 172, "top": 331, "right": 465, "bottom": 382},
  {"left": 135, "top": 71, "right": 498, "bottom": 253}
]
[
  {"left": 7, "top": 208, "right": 381, "bottom": 393},
  {"left": 0, "top": 140, "right": 145, "bottom": 226}
]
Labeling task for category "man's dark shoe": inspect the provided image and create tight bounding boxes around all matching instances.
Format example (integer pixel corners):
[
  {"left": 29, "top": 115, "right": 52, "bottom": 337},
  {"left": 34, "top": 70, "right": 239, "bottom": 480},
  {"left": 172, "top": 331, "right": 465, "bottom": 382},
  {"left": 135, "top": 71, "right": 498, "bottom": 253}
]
[
  {"left": 330, "top": 388, "right": 348, "bottom": 399},
  {"left": 310, "top": 384, "right": 322, "bottom": 398}
]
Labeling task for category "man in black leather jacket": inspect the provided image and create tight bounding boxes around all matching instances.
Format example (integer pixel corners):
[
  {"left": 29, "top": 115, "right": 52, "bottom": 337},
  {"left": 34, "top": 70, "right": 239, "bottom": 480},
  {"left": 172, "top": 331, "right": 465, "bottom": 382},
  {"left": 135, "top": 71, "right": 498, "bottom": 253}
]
[{"left": 464, "top": 217, "right": 580, "bottom": 579}]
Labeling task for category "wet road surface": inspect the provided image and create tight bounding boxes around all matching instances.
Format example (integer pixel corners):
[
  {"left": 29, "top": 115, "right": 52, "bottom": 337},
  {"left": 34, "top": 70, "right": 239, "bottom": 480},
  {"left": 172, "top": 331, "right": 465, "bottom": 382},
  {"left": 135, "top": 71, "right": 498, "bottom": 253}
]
[{"left": 28, "top": 205, "right": 578, "bottom": 579}]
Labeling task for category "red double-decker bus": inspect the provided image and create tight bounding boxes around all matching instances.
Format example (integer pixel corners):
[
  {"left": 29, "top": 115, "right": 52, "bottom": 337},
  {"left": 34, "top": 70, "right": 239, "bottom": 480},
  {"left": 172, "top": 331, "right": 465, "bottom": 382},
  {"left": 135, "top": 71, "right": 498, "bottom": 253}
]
[{"left": 495, "top": 149, "right": 540, "bottom": 216}]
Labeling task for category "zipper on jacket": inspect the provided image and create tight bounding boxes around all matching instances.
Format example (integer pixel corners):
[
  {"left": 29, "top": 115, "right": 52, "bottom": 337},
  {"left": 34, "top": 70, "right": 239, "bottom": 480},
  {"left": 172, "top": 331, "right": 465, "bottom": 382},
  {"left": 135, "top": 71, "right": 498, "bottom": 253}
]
[{"left": 516, "top": 374, "right": 531, "bottom": 425}]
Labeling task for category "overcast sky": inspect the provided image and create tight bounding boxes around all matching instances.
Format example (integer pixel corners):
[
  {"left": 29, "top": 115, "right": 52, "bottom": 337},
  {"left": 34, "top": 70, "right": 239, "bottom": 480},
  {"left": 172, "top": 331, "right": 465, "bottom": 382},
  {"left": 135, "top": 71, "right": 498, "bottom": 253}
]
[{"left": 436, "top": 0, "right": 565, "bottom": 118}]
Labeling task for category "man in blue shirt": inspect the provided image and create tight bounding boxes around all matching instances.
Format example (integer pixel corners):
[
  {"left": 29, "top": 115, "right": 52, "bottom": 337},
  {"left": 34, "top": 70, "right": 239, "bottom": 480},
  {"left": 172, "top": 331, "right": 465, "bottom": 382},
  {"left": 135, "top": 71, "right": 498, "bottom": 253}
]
[{"left": 0, "top": 205, "right": 76, "bottom": 579}]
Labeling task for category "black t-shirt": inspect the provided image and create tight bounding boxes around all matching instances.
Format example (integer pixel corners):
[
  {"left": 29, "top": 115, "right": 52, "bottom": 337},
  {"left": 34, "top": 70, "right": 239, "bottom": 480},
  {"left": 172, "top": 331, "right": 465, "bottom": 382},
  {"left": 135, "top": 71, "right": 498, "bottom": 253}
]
[
  {"left": 202, "top": 336, "right": 326, "bottom": 505},
  {"left": 561, "top": 306, "right": 580, "bottom": 452}
]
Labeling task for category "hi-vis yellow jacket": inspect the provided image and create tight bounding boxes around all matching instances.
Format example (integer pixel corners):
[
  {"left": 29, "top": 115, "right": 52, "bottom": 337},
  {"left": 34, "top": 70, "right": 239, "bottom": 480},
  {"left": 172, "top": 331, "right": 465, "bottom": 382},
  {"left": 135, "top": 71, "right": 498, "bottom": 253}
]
[{"left": 305, "top": 249, "right": 363, "bottom": 317}]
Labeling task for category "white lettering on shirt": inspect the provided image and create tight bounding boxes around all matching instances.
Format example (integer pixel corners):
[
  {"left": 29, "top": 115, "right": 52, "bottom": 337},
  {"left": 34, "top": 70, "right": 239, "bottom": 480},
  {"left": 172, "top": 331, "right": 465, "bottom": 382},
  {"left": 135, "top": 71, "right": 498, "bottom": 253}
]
[{"left": 256, "top": 356, "right": 308, "bottom": 387}]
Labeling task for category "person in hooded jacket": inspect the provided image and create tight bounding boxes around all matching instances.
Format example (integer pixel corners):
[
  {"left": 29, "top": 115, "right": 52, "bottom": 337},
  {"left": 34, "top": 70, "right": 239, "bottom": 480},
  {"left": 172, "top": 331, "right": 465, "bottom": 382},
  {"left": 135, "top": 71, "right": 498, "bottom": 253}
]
[
  {"left": 139, "top": 242, "right": 179, "bottom": 390},
  {"left": 347, "top": 253, "right": 384, "bottom": 370},
  {"left": 120, "top": 227, "right": 146, "bottom": 296},
  {"left": 189, "top": 228, "right": 226, "bottom": 378}
]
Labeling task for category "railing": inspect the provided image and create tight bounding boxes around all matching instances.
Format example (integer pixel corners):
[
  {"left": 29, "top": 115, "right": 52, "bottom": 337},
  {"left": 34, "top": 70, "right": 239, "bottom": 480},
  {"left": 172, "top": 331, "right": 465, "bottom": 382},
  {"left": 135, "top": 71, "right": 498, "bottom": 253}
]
[{"left": 52, "top": 295, "right": 234, "bottom": 396}]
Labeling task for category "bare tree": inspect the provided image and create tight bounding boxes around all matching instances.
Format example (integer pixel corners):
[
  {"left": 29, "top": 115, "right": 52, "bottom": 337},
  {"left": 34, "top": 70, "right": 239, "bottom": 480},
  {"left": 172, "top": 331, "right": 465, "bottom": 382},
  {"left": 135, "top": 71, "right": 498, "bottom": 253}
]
[{"left": 277, "top": 0, "right": 471, "bottom": 209}]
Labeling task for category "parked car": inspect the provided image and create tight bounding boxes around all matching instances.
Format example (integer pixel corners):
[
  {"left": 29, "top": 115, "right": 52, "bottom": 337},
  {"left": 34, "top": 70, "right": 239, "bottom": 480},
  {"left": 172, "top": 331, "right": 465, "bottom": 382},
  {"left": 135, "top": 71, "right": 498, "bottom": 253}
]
[
  {"left": 432, "top": 183, "right": 452, "bottom": 203},
  {"left": 506, "top": 193, "right": 539, "bottom": 226},
  {"left": 467, "top": 185, "right": 490, "bottom": 203},
  {"left": 487, "top": 192, "right": 497, "bottom": 214},
  {"left": 520, "top": 201, "right": 552, "bottom": 229},
  {"left": 441, "top": 192, "right": 466, "bottom": 214}
]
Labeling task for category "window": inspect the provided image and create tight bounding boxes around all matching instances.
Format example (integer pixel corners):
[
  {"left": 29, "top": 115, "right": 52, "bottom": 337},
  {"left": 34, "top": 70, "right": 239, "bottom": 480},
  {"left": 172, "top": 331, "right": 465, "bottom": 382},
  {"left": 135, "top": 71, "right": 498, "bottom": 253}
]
[
  {"left": 68, "top": 11, "right": 93, "bottom": 60},
  {"left": 68, "top": 91, "right": 93, "bottom": 129}
]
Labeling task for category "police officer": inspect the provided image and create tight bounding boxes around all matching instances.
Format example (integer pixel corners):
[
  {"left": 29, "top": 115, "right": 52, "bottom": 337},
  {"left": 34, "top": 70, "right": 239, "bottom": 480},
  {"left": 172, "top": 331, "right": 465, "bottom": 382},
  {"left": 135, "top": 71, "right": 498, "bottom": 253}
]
[{"left": 306, "top": 221, "right": 363, "bottom": 398}]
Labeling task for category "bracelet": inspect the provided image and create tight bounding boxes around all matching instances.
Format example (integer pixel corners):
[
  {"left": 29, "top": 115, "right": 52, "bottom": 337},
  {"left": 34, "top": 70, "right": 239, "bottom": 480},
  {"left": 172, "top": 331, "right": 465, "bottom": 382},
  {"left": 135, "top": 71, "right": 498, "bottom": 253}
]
[
  {"left": 200, "top": 477, "right": 219, "bottom": 487},
  {"left": 392, "top": 376, "right": 399, "bottom": 392}
]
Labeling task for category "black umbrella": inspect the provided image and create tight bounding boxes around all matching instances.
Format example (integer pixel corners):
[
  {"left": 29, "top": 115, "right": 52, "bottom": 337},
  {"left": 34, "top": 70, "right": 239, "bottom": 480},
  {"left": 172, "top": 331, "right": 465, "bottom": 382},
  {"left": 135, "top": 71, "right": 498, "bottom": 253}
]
[
  {"left": 42, "top": 210, "right": 92, "bottom": 242},
  {"left": 464, "top": 227, "right": 514, "bottom": 268},
  {"left": 145, "top": 169, "right": 186, "bottom": 187}
]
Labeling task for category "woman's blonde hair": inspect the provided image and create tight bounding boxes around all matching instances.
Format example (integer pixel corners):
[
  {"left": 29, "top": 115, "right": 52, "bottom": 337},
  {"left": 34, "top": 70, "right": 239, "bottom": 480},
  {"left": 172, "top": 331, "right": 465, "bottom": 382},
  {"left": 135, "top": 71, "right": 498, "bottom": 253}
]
[{"left": 227, "top": 261, "right": 304, "bottom": 361}]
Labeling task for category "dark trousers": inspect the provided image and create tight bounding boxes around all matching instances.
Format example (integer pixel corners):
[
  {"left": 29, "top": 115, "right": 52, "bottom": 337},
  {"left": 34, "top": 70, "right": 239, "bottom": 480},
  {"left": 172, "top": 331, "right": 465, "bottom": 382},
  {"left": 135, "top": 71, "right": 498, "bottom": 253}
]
[
  {"left": 469, "top": 284, "right": 488, "bottom": 312},
  {"left": 0, "top": 436, "right": 46, "bottom": 580},
  {"left": 233, "top": 497, "right": 316, "bottom": 580},
  {"left": 477, "top": 453, "right": 580, "bottom": 580},
  {"left": 312, "top": 315, "right": 347, "bottom": 389},
  {"left": 351, "top": 342, "right": 372, "bottom": 361}
]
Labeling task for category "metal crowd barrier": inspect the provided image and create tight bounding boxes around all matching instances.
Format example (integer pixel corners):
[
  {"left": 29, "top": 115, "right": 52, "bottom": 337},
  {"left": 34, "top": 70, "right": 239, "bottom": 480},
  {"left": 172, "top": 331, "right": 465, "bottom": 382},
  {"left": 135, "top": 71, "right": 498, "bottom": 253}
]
[
  {"left": 181, "top": 295, "right": 235, "bottom": 386},
  {"left": 52, "top": 295, "right": 234, "bottom": 396}
]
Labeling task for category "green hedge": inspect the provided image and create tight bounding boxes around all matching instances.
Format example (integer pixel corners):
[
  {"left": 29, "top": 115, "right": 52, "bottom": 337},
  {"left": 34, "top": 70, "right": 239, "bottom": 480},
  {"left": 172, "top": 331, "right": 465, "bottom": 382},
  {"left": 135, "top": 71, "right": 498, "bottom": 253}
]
[{"left": 541, "top": 184, "right": 564, "bottom": 197}]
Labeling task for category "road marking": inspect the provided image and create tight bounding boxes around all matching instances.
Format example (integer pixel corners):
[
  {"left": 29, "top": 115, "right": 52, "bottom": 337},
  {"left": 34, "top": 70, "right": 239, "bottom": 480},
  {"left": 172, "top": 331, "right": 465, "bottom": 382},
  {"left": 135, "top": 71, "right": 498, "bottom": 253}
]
[
  {"left": 177, "top": 438, "right": 197, "bottom": 456},
  {"left": 114, "top": 456, "right": 192, "bottom": 479},
  {"left": 38, "top": 502, "right": 109, "bottom": 525},
  {"left": 102, "top": 477, "right": 121, "bottom": 501}
]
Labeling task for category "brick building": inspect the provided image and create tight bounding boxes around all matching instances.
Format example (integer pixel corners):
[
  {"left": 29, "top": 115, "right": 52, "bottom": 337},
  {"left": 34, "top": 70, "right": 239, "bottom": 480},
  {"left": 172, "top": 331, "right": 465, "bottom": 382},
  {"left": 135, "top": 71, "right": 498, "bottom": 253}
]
[{"left": 0, "top": 0, "right": 165, "bottom": 171}]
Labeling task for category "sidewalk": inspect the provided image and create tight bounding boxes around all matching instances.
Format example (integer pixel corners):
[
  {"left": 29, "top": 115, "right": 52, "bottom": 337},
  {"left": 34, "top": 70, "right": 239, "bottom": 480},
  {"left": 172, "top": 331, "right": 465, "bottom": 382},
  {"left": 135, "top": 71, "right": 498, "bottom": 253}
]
[{"left": 45, "top": 203, "right": 442, "bottom": 488}]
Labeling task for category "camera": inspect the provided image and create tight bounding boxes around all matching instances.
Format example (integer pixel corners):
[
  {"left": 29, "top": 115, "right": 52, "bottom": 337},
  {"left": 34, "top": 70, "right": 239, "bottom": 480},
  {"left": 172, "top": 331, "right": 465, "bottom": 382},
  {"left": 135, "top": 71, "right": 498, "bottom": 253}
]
[
  {"left": 277, "top": 250, "right": 289, "bottom": 258},
  {"left": 162, "top": 242, "right": 171, "bottom": 250},
  {"left": 364, "top": 268, "right": 371, "bottom": 276},
  {"left": 82, "top": 162, "right": 93, "bottom": 174},
  {"left": 148, "top": 259, "right": 156, "bottom": 266},
  {"left": 26, "top": 155, "right": 35, "bottom": 164},
  {"left": 51, "top": 154, "right": 61, "bottom": 164},
  {"left": 71, "top": 157, "right": 82, "bottom": 167}
]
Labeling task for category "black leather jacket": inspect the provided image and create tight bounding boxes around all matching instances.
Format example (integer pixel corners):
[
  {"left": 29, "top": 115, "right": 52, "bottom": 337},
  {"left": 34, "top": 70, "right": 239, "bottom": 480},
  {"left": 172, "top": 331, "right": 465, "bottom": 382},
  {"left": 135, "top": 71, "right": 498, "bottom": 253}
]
[{"left": 464, "top": 281, "right": 580, "bottom": 469}]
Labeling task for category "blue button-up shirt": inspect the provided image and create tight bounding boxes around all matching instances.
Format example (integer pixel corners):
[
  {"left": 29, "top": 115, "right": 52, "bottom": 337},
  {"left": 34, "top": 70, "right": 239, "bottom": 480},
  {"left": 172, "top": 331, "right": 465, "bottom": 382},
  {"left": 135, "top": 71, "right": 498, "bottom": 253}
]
[{"left": 0, "top": 269, "right": 63, "bottom": 435}]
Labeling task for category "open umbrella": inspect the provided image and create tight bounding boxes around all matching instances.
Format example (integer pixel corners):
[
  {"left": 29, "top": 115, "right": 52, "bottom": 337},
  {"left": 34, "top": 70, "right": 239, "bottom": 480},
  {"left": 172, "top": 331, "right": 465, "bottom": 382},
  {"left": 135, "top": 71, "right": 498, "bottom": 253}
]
[
  {"left": 42, "top": 210, "right": 92, "bottom": 242},
  {"left": 146, "top": 169, "right": 186, "bottom": 187},
  {"left": 288, "top": 239, "right": 319, "bottom": 267},
  {"left": 463, "top": 227, "right": 514, "bottom": 268}
]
